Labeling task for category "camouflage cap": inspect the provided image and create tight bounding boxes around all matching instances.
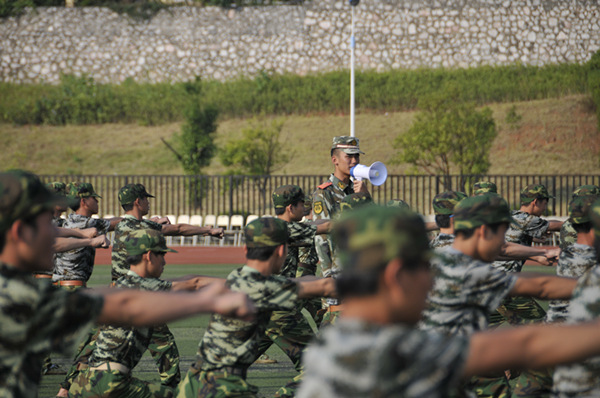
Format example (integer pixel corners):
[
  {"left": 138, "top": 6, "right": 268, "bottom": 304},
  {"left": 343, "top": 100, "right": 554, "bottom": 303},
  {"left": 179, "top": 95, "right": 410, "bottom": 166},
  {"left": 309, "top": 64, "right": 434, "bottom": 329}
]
[
  {"left": 67, "top": 182, "right": 102, "bottom": 199},
  {"left": 0, "top": 170, "right": 65, "bottom": 234},
  {"left": 118, "top": 183, "right": 155, "bottom": 205},
  {"left": 303, "top": 195, "right": 312, "bottom": 209},
  {"left": 331, "top": 136, "right": 365, "bottom": 155},
  {"left": 46, "top": 181, "right": 67, "bottom": 196},
  {"left": 520, "top": 184, "right": 553, "bottom": 204},
  {"left": 340, "top": 192, "right": 373, "bottom": 212},
  {"left": 244, "top": 217, "right": 289, "bottom": 248},
  {"left": 332, "top": 205, "right": 431, "bottom": 271},
  {"left": 590, "top": 199, "right": 600, "bottom": 240},
  {"left": 453, "top": 194, "right": 516, "bottom": 232},
  {"left": 432, "top": 191, "right": 468, "bottom": 215},
  {"left": 473, "top": 181, "right": 498, "bottom": 196},
  {"left": 122, "top": 229, "right": 177, "bottom": 256},
  {"left": 568, "top": 195, "right": 599, "bottom": 225},
  {"left": 573, "top": 185, "right": 600, "bottom": 198},
  {"left": 272, "top": 185, "right": 305, "bottom": 209},
  {"left": 386, "top": 199, "right": 410, "bottom": 210}
]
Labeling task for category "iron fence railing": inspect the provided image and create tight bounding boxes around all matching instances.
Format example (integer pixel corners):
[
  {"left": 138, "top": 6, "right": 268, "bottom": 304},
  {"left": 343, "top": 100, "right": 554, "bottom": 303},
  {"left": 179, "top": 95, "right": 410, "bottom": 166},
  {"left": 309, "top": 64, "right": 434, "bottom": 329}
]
[{"left": 40, "top": 174, "right": 600, "bottom": 219}]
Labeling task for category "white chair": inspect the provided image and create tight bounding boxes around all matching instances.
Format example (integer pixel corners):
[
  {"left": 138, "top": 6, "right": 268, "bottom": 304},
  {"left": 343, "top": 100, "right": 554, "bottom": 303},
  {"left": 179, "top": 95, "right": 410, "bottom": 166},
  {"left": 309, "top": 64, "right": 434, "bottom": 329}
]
[
  {"left": 203, "top": 215, "right": 217, "bottom": 245},
  {"left": 189, "top": 215, "right": 203, "bottom": 246},
  {"left": 176, "top": 214, "right": 191, "bottom": 245},
  {"left": 229, "top": 215, "right": 245, "bottom": 246},
  {"left": 217, "top": 215, "right": 230, "bottom": 246},
  {"left": 245, "top": 214, "right": 259, "bottom": 225}
]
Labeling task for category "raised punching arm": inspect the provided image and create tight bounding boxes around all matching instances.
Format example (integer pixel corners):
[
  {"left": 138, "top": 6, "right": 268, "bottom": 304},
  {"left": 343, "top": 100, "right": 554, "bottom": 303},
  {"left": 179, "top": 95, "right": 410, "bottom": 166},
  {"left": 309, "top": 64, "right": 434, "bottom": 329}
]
[
  {"left": 170, "top": 276, "right": 226, "bottom": 292},
  {"left": 295, "top": 276, "right": 337, "bottom": 299},
  {"left": 162, "top": 223, "right": 224, "bottom": 239},
  {"left": 509, "top": 273, "right": 577, "bottom": 300},
  {"left": 54, "top": 235, "right": 110, "bottom": 253}
]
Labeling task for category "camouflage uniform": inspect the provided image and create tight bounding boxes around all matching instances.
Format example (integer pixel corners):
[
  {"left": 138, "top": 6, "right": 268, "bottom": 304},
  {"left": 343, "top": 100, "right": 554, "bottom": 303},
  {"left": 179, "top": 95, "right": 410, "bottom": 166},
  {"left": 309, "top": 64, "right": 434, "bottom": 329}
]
[
  {"left": 420, "top": 195, "right": 519, "bottom": 397},
  {"left": 299, "top": 205, "right": 471, "bottom": 398},
  {"left": 53, "top": 182, "right": 110, "bottom": 284},
  {"left": 0, "top": 170, "right": 105, "bottom": 398},
  {"left": 108, "top": 184, "right": 181, "bottom": 389},
  {"left": 546, "top": 196, "right": 599, "bottom": 324},
  {"left": 430, "top": 233, "right": 455, "bottom": 249},
  {"left": 490, "top": 185, "right": 553, "bottom": 330},
  {"left": 429, "top": 191, "right": 466, "bottom": 250},
  {"left": 559, "top": 185, "right": 600, "bottom": 251},
  {"left": 472, "top": 181, "right": 498, "bottom": 196},
  {"left": 386, "top": 198, "right": 410, "bottom": 209},
  {"left": 69, "top": 229, "right": 177, "bottom": 398},
  {"left": 177, "top": 217, "right": 301, "bottom": 398}
]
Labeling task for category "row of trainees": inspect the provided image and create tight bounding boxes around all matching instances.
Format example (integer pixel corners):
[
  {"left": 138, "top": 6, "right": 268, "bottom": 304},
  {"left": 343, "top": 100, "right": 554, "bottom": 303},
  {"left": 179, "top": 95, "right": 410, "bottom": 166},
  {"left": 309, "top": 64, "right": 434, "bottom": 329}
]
[{"left": 3, "top": 167, "right": 600, "bottom": 398}]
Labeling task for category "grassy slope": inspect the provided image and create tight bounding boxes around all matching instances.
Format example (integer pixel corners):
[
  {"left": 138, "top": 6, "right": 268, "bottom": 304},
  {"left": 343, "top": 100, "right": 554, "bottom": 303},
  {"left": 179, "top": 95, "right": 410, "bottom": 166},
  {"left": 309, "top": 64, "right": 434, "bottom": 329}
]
[{"left": 2, "top": 94, "right": 599, "bottom": 176}]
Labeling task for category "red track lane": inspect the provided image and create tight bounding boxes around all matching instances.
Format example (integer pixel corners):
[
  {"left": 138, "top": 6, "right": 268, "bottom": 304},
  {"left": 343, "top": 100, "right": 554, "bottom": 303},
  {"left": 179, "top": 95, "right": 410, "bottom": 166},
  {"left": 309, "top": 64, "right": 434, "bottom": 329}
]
[{"left": 94, "top": 246, "right": 246, "bottom": 265}]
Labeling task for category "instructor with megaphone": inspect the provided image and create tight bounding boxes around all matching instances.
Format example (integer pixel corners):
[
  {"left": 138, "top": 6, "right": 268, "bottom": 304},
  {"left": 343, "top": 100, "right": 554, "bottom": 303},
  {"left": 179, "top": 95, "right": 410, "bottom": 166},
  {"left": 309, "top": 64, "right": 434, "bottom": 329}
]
[{"left": 312, "top": 135, "right": 380, "bottom": 327}]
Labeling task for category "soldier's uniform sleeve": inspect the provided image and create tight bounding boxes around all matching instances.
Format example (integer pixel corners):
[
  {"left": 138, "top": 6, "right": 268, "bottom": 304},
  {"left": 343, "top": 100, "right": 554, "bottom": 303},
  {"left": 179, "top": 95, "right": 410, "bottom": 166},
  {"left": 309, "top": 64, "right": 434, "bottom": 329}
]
[
  {"left": 523, "top": 214, "right": 549, "bottom": 240},
  {"left": 297, "top": 245, "right": 319, "bottom": 277},
  {"left": 91, "top": 217, "right": 111, "bottom": 235},
  {"left": 559, "top": 220, "right": 577, "bottom": 251},
  {"left": 313, "top": 188, "right": 333, "bottom": 277},
  {"left": 288, "top": 222, "right": 318, "bottom": 247},
  {"left": 231, "top": 271, "right": 299, "bottom": 313},
  {"left": 467, "top": 264, "right": 518, "bottom": 313}
]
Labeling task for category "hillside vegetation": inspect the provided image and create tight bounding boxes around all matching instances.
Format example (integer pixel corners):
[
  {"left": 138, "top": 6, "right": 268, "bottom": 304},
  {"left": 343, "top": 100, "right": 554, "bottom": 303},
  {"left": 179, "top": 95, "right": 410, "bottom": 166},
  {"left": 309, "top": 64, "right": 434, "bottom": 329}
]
[{"left": 1, "top": 94, "right": 598, "bottom": 176}]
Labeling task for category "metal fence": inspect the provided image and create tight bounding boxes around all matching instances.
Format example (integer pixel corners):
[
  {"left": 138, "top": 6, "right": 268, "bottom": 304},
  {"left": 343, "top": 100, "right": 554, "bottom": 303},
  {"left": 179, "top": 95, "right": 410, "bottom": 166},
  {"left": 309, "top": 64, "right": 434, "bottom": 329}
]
[{"left": 40, "top": 174, "right": 600, "bottom": 219}]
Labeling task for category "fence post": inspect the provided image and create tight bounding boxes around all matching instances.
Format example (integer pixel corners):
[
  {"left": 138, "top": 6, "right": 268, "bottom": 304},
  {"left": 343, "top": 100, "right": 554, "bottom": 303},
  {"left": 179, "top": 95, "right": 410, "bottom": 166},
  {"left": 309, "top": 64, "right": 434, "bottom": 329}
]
[{"left": 228, "top": 175, "right": 234, "bottom": 218}]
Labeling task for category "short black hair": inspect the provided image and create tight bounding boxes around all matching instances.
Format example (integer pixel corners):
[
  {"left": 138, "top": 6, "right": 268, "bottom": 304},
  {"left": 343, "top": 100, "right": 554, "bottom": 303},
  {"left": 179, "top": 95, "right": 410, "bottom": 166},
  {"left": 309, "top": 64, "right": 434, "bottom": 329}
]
[
  {"left": 274, "top": 207, "right": 285, "bottom": 216},
  {"left": 435, "top": 214, "right": 451, "bottom": 229},
  {"left": 455, "top": 222, "right": 507, "bottom": 239},
  {"left": 573, "top": 222, "right": 592, "bottom": 234},
  {"left": 246, "top": 245, "right": 280, "bottom": 261},
  {"left": 121, "top": 203, "right": 134, "bottom": 212},
  {"left": 70, "top": 199, "right": 82, "bottom": 211},
  {"left": 126, "top": 254, "right": 144, "bottom": 266},
  {"left": 331, "top": 148, "right": 341, "bottom": 157}
]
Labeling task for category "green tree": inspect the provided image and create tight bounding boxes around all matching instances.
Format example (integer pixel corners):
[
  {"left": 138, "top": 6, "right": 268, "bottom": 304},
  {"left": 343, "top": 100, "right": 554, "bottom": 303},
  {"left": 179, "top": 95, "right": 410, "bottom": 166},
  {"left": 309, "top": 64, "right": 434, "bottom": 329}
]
[
  {"left": 220, "top": 118, "right": 289, "bottom": 213},
  {"left": 393, "top": 88, "right": 497, "bottom": 191}
]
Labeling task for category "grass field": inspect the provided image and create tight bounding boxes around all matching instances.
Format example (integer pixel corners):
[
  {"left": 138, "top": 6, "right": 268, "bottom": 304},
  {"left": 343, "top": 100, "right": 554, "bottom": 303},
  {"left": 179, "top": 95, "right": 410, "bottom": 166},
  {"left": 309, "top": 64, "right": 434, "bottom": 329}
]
[
  {"left": 2, "top": 94, "right": 599, "bottom": 176},
  {"left": 39, "top": 263, "right": 297, "bottom": 398}
]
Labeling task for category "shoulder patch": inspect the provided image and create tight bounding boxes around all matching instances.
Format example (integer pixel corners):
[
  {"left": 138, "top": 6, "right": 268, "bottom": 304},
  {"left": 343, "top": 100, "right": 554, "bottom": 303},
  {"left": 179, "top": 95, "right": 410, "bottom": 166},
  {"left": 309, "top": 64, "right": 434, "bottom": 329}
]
[
  {"left": 318, "top": 182, "right": 333, "bottom": 189},
  {"left": 314, "top": 201, "right": 324, "bottom": 214}
]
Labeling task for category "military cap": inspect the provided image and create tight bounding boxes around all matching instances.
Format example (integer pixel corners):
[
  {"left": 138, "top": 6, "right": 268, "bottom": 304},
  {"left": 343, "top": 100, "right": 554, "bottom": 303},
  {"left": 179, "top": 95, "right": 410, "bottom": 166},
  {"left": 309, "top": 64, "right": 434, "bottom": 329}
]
[
  {"left": 432, "top": 191, "right": 468, "bottom": 215},
  {"left": 573, "top": 185, "right": 600, "bottom": 199},
  {"left": 453, "top": 194, "right": 516, "bottom": 232},
  {"left": 568, "top": 196, "right": 599, "bottom": 225},
  {"left": 332, "top": 205, "right": 431, "bottom": 271},
  {"left": 46, "top": 181, "right": 67, "bottom": 196},
  {"left": 520, "top": 184, "right": 553, "bottom": 204},
  {"left": 0, "top": 170, "right": 65, "bottom": 234},
  {"left": 244, "top": 217, "right": 289, "bottom": 248},
  {"left": 473, "top": 181, "right": 498, "bottom": 196},
  {"left": 67, "top": 182, "right": 102, "bottom": 199},
  {"left": 590, "top": 199, "right": 600, "bottom": 240},
  {"left": 331, "top": 136, "right": 365, "bottom": 155},
  {"left": 123, "top": 229, "right": 177, "bottom": 256},
  {"left": 119, "top": 183, "right": 155, "bottom": 205},
  {"left": 386, "top": 199, "right": 410, "bottom": 210},
  {"left": 303, "top": 195, "right": 312, "bottom": 209},
  {"left": 340, "top": 192, "right": 373, "bottom": 212},
  {"left": 272, "top": 185, "right": 305, "bottom": 209}
]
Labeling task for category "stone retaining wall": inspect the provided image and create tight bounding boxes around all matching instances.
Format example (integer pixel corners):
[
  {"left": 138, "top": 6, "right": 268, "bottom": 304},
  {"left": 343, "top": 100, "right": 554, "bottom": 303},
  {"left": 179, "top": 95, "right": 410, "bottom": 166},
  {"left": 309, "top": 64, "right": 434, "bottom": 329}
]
[{"left": 1, "top": 0, "right": 599, "bottom": 83}]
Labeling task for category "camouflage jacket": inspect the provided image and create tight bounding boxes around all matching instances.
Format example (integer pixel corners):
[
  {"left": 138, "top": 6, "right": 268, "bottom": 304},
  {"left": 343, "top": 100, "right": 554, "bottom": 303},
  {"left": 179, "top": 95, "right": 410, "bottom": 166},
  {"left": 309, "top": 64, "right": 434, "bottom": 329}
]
[
  {"left": 559, "top": 220, "right": 577, "bottom": 251},
  {"left": 492, "top": 210, "right": 549, "bottom": 273},
  {"left": 280, "top": 221, "right": 318, "bottom": 279},
  {"left": 312, "top": 174, "right": 354, "bottom": 279},
  {"left": 197, "top": 265, "right": 298, "bottom": 371},
  {"left": 552, "top": 264, "right": 600, "bottom": 396},
  {"left": 88, "top": 270, "right": 172, "bottom": 369},
  {"left": 111, "top": 215, "right": 162, "bottom": 281},
  {"left": 35, "top": 216, "right": 66, "bottom": 277},
  {"left": 430, "top": 233, "right": 455, "bottom": 249},
  {"left": 53, "top": 213, "right": 111, "bottom": 282},
  {"left": 298, "top": 318, "right": 469, "bottom": 398},
  {"left": 420, "top": 247, "right": 517, "bottom": 336},
  {"left": 546, "top": 244, "right": 597, "bottom": 324},
  {"left": 0, "top": 262, "right": 103, "bottom": 398}
]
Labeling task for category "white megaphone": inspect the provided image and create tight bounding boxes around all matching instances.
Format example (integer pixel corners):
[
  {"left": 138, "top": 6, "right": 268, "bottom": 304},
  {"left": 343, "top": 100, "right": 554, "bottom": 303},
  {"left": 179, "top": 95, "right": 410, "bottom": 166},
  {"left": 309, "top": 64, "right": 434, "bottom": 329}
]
[{"left": 350, "top": 162, "right": 388, "bottom": 186}]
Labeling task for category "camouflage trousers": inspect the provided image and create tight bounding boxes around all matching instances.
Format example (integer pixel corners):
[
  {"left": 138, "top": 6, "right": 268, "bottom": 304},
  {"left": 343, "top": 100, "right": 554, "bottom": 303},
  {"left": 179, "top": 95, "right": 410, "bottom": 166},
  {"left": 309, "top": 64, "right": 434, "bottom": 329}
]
[
  {"left": 319, "top": 309, "right": 342, "bottom": 329},
  {"left": 257, "top": 307, "right": 315, "bottom": 372},
  {"left": 61, "top": 323, "right": 181, "bottom": 390},
  {"left": 511, "top": 368, "right": 553, "bottom": 398},
  {"left": 296, "top": 263, "right": 323, "bottom": 327},
  {"left": 489, "top": 296, "right": 546, "bottom": 328},
  {"left": 176, "top": 361, "right": 259, "bottom": 398},
  {"left": 463, "top": 373, "right": 511, "bottom": 398},
  {"left": 69, "top": 368, "right": 173, "bottom": 398}
]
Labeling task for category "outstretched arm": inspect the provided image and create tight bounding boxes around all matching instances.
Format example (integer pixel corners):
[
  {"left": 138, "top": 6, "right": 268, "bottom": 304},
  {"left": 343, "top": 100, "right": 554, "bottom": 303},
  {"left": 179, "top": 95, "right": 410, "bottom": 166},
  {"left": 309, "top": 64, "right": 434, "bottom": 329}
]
[
  {"left": 56, "top": 227, "right": 98, "bottom": 239},
  {"left": 107, "top": 217, "right": 123, "bottom": 231},
  {"left": 170, "top": 276, "right": 226, "bottom": 292},
  {"left": 295, "top": 276, "right": 337, "bottom": 298},
  {"left": 509, "top": 273, "right": 577, "bottom": 300},
  {"left": 162, "top": 224, "right": 224, "bottom": 239},
  {"left": 91, "top": 282, "right": 255, "bottom": 327},
  {"left": 54, "top": 235, "right": 110, "bottom": 253},
  {"left": 464, "top": 319, "right": 600, "bottom": 378}
]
